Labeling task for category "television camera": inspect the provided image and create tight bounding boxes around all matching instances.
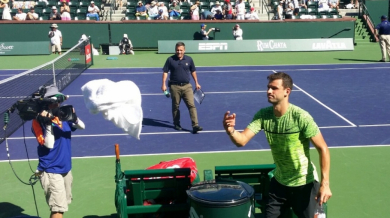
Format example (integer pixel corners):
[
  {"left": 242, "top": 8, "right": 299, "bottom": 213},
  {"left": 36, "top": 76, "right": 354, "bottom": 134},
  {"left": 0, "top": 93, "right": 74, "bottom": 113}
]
[{"left": 6, "top": 86, "right": 76, "bottom": 122}]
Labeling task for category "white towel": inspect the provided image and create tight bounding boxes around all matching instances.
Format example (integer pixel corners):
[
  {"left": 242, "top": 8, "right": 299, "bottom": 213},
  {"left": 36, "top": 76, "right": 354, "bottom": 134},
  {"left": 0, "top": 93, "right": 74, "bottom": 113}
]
[{"left": 81, "top": 79, "right": 143, "bottom": 140}]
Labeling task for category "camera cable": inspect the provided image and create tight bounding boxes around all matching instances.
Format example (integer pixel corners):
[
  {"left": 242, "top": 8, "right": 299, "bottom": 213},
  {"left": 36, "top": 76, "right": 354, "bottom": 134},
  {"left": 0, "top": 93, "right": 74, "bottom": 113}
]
[{"left": 3, "top": 112, "right": 40, "bottom": 217}]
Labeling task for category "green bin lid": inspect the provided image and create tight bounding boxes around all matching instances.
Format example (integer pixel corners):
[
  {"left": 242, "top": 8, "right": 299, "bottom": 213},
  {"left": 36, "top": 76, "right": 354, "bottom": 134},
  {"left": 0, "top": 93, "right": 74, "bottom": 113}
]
[{"left": 187, "top": 180, "right": 254, "bottom": 206}]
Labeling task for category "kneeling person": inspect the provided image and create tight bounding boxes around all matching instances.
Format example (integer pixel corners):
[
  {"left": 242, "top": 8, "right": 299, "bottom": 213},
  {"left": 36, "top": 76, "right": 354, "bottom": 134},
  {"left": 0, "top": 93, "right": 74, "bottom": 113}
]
[{"left": 119, "top": 34, "right": 134, "bottom": 55}]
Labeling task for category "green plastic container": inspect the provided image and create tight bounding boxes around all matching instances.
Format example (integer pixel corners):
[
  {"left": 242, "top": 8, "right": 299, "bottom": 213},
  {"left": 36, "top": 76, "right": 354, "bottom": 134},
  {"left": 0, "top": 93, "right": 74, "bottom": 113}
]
[{"left": 187, "top": 179, "right": 255, "bottom": 218}]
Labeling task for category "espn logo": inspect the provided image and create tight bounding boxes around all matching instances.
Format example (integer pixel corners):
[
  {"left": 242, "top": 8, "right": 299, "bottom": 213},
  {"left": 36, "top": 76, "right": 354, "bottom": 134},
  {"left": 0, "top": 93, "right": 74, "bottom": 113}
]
[{"left": 198, "top": 43, "right": 228, "bottom": 51}]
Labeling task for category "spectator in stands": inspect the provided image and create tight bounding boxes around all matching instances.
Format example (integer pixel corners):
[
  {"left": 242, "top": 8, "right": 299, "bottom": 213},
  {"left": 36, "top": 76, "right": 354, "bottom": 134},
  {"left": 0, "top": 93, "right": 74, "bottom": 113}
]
[
  {"left": 190, "top": 1, "right": 200, "bottom": 20},
  {"left": 119, "top": 34, "right": 135, "bottom": 55},
  {"left": 0, "top": 0, "right": 12, "bottom": 20},
  {"left": 245, "top": 7, "right": 259, "bottom": 20},
  {"left": 155, "top": 8, "right": 165, "bottom": 19},
  {"left": 87, "top": 1, "right": 100, "bottom": 20},
  {"left": 318, "top": 0, "right": 329, "bottom": 10},
  {"left": 299, "top": 0, "right": 307, "bottom": 9},
  {"left": 148, "top": 1, "right": 159, "bottom": 19},
  {"left": 223, "top": 0, "right": 233, "bottom": 19},
  {"left": 200, "top": 23, "right": 214, "bottom": 40},
  {"left": 276, "top": 1, "right": 283, "bottom": 20},
  {"left": 375, "top": 15, "right": 390, "bottom": 62},
  {"left": 158, "top": 2, "right": 168, "bottom": 19},
  {"left": 292, "top": 0, "right": 299, "bottom": 16},
  {"left": 232, "top": 23, "right": 243, "bottom": 40},
  {"left": 214, "top": 9, "right": 223, "bottom": 20},
  {"left": 135, "top": 1, "right": 148, "bottom": 18},
  {"left": 328, "top": 0, "right": 339, "bottom": 10},
  {"left": 49, "top": 6, "right": 62, "bottom": 20},
  {"left": 168, "top": 0, "right": 180, "bottom": 18},
  {"left": 13, "top": 7, "right": 26, "bottom": 20},
  {"left": 235, "top": 0, "right": 245, "bottom": 20},
  {"left": 284, "top": 0, "right": 293, "bottom": 19},
  {"left": 60, "top": 0, "right": 71, "bottom": 20},
  {"left": 210, "top": 1, "right": 222, "bottom": 16},
  {"left": 48, "top": 23, "right": 62, "bottom": 55},
  {"left": 201, "top": 9, "right": 214, "bottom": 20},
  {"left": 26, "top": 7, "right": 39, "bottom": 20}
]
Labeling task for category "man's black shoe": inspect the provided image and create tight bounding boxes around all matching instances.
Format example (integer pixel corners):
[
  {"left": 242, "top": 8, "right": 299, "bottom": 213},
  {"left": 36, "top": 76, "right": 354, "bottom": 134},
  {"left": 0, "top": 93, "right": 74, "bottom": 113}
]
[
  {"left": 379, "top": 60, "right": 385, "bottom": 62},
  {"left": 193, "top": 126, "right": 203, "bottom": 133},
  {"left": 174, "top": 124, "right": 182, "bottom": 131}
]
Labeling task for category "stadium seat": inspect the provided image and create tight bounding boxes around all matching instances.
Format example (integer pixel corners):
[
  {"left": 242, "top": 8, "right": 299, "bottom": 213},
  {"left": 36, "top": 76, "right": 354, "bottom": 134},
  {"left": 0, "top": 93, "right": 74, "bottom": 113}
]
[
  {"left": 291, "top": 15, "right": 300, "bottom": 19},
  {"left": 76, "top": 8, "right": 87, "bottom": 18},
  {"left": 124, "top": 13, "right": 136, "bottom": 20},
  {"left": 126, "top": 1, "right": 137, "bottom": 11},
  {"left": 306, "top": 1, "right": 318, "bottom": 9},
  {"left": 200, "top": 2, "right": 210, "bottom": 10},
  {"left": 34, "top": 8, "right": 43, "bottom": 16},
  {"left": 40, "top": 14, "right": 50, "bottom": 20},
  {"left": 320, "top": 15, "right": 330, "bottom": 19},
  {"left": 74, "top": 15, "right": 87, "bottom": 20},
  {"left": 329, "top": 8, "right": 338, "bottom": 15},
  {"left": 318, "top": 8, "right": 328, "bottom": 16},
  {"left": 35, "top": 1, "right": 47, "bottom": 10},
  {"left": 331, "top": 14, "right": 342, "bottom": 18},
  {"left": 244, "top": 1, "right": 250, "bottom": 9},
  {"left": 181, "top": 12, "right": 190, "bottom": 20},
  {"left": 136, "top": 15, "right": 148, "bottom": 20},
  {"left": 298, "top": 8, "right": 307, "bottom": 15},
  {"left": 307, "top": 8, "right": 317, "bottom": 15},
  {"left": 68, "top": 2, "right": 78, "bottom": 11},
  {"left": 0, "top": 8, "right": 3, "bottom": 19},
  {"left": 230, "top": 1, "right": 235, "bottom": 8},
  {"left": 47, "top": 0, "right": 57, "bottom": 8},
  {"left": 79, "top": 1, "right": 89, "bottom": 11},
  {"left": 125, "top": 9, "right": 135, "bottom": 16},
  {"left": 180, "top": 1, "right": 191, "bottom": 10}
]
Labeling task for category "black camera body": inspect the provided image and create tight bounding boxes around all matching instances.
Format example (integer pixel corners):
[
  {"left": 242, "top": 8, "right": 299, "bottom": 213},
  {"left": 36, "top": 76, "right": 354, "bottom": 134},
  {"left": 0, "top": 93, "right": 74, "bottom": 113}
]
[
  {"left": 214, "top": 28, "right": 221, "bottom": 32},
  {"left": 12, "top": 97, "right": 75, "bottom": 122}
]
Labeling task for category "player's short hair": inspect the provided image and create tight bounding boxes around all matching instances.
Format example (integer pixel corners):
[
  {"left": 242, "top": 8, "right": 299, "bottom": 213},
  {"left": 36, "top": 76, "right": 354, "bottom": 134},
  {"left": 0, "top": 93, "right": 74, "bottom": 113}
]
[
  {"left": 175, "top": 42, "right": 185, "bottom": 48},
  {"left": 267, "top": 72, "right": 293, "bottom": 90}
]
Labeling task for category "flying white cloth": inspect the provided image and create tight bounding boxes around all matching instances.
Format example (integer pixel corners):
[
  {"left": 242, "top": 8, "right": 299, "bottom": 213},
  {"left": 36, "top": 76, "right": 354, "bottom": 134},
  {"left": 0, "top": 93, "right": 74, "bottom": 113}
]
[{"left": 81, "top": 79, "right": 143, "bottom": 139}]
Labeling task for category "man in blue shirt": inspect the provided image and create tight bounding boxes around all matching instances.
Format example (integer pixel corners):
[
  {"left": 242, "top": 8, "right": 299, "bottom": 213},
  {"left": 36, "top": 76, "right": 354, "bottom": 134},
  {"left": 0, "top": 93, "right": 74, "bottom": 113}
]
[
  {"left": 375, "top": 15, "right": 390, "bottom": 62},
  {"left": 32, "top": 85, "right": 85, "bottom": 218},
  {"left": 136, "top": 1, "right": 148, "bottom": 18},
  {"left": 161, "top": 42, "right": 203, "bottom": 133}
]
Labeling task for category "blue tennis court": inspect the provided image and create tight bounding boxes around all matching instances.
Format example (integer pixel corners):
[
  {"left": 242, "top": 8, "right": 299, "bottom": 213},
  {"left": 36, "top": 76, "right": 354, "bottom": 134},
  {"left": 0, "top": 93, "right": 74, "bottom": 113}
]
[{"left": 2, "top": 63, "right": 390, "bottom": 161}]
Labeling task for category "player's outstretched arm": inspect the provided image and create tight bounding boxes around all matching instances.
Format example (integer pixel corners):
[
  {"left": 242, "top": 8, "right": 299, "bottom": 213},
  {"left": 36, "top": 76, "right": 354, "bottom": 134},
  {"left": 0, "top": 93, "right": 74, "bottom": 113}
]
[
  {"left": 311, "top": 132, "right": 332, "bottom": 205},
  {"left": 223, "top": 111, "right": 255, "bottom": 147}
]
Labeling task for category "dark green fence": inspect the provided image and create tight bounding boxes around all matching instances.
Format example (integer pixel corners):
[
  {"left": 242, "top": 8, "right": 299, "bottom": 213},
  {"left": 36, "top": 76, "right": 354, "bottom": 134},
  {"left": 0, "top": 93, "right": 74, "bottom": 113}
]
[{"left": 0, "top": 19, "right": 355, "bottom": 49}]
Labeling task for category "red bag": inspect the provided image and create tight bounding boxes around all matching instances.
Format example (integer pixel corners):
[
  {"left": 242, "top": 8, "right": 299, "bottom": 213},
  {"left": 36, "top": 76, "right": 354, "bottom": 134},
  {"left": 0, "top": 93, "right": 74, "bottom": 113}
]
[{"left": 146, "top": 157, "right": 198, "bottom": 183}]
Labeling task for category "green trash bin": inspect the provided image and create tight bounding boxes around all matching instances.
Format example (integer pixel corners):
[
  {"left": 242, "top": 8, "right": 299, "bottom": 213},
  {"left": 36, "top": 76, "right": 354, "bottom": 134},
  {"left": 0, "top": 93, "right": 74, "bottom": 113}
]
[{"left": 187, "top": 179, "right": 255, "bottom": 218}]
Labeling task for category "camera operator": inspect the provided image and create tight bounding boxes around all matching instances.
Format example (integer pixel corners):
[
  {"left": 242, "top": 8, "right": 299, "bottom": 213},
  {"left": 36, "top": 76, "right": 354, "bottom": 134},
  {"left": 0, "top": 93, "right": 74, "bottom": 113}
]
[
  {"left": 200, "top": 23, "right": 215, "bottom": 40},
  {"left": 32, "top": 85, "right": 85, "bottom": 218},
  {"left": 232, "top": 24, "right": 243, "bottom": 40}
]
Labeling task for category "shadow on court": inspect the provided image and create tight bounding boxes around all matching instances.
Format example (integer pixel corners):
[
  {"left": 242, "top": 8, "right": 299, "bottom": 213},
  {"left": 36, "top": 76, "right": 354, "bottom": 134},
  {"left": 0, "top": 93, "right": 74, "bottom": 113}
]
[
  {"left": 83, "top": 214, "right": 117, "bottom": 218},
  {"left": 142, "top": 118, "right": 193, "bottom": 133},
  {"left": 0, "top": 202, "right": 33, "bottom": 218},
  {"left": 335, "top": 58, "right": 380, "bottom": 62}
]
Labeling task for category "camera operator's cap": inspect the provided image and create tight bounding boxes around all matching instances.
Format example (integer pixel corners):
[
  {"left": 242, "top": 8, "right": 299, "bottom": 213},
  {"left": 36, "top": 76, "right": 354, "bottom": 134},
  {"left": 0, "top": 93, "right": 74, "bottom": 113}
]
[
  {"left": 90, "top": 1, "right": 95, "bottom": 3},
  {"left": 235, "top": 23, "right": 239, "bottom": 26},
  {"left": 50, "top": 23, "right": 58, "bottom": 28},
  {"left": 151, "top": 1, "right": 156, "bottom": 5},
  {"left": 381, "top": 15, "right": 387, "bottom": 19},
  {"left": 51, "top": 6, "right": 57, "bottom": 10},
  {"left": 43, "top": 85, "right": 64, "bottom": 98},
  {"left": 201, "top": 23, "right": 206, "bottom": 27},
  {"left": 215, "top": 1, "right": 220, "bottom": 4},
  {"left": 123, "top": 33, "right": 128, "bottom": 38}
]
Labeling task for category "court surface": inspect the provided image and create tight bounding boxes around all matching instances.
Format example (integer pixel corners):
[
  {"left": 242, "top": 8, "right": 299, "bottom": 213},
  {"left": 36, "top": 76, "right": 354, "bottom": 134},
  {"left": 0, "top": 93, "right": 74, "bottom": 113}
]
[{"left": 1, "top": 63, "right": 390, "bottom": 161}]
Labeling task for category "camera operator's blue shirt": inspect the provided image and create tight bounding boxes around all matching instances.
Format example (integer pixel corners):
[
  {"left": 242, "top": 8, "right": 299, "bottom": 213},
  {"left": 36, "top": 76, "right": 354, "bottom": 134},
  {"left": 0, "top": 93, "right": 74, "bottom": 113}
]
[{"left": 32, "top": 118, "right": 76, "bottom": 174}]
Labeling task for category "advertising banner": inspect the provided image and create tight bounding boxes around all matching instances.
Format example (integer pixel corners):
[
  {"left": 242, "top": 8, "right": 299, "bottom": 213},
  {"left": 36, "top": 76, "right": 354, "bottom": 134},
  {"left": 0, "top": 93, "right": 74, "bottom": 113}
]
[
  {"left": 0, "top": 42, "right": 51, "bottom": 55},
  {"left": 85, "top": 44, "right": 92, "bottom": 64},
  {"left": 158, "top": 38, "right": 354, "bottom": 53}
]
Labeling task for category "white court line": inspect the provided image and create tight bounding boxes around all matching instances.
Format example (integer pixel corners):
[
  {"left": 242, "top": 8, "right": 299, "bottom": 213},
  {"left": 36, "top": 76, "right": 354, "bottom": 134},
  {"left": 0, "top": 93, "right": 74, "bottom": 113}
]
[
  {"left": 271, "top": 70, "right": 356, "bottom": 127},
  {"left": 2, "top": 124, "right": 382, "bottom": 140},
  {"left": 1, "top": 144, "right": 390, "bottom": 163},
  {"left": 359, "top": 124, "right": 390, "bottom": 127},
  {"left": 80, "top": 66, "right": 390, "bottom": 75}
]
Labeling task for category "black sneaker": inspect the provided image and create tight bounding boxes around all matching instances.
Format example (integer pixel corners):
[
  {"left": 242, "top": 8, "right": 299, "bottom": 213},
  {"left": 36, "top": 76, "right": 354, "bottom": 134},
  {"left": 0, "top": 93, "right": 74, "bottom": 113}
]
[
  {"left": 379, "top": 60, "right": 386, "bottom": 62},
  {"left": 174, "top": 124, "right": 182, "bottom": 131},
  {"left": 193, "top": 126, "right": 203, "bottom": 133}
]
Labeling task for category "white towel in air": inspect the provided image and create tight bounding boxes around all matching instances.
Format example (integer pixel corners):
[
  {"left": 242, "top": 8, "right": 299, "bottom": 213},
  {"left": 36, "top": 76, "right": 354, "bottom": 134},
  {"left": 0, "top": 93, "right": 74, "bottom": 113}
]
[{"left": 81, "top": 79, "right": 143, "bottom": 139}]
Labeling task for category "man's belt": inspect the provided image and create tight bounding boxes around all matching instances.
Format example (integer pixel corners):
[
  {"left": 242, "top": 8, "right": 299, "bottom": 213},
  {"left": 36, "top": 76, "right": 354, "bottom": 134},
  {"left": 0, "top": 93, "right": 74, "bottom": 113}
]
[{"left": 169, "top": 82, "right": 189, "bottom": 86}]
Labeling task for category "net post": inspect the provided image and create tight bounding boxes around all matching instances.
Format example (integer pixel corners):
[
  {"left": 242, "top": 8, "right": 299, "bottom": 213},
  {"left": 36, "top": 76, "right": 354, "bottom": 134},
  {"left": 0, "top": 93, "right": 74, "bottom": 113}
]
[
  {"left": 89, "top": 36, "right": 94, "bottom": 66},
  {"left": 52, "top": 62, "right": 56, "bottom": 86}
]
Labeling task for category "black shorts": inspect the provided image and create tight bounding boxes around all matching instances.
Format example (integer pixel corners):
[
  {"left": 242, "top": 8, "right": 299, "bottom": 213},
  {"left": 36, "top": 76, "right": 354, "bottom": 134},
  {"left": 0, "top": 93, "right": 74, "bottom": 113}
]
[{"left": 265, "top": 177, "right": 320, "bottom": 218}]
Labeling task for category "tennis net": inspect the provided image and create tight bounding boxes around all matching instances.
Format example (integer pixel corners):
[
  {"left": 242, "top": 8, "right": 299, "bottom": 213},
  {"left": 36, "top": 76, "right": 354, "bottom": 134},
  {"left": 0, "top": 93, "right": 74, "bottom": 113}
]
[{"left": 0, "top": 37, "right": 93, "bottom": 144}]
